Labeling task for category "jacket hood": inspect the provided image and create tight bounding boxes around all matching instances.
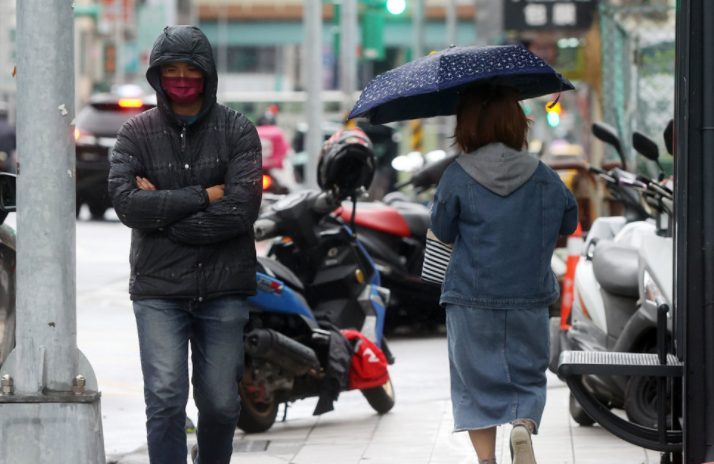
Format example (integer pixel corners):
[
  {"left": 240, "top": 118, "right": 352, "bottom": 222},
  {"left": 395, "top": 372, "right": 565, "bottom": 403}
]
[
  {"left": 146, "top": 26, "right": 218, "bottom": 126},
  {"left": 456, "top": 143, "right": 540, "bottom": 196}
]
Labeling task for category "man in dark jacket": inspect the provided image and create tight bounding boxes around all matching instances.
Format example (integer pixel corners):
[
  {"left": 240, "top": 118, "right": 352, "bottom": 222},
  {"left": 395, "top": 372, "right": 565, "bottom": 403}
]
[{"left": 108, "top": 26, "right": 262, "bottom": 464}]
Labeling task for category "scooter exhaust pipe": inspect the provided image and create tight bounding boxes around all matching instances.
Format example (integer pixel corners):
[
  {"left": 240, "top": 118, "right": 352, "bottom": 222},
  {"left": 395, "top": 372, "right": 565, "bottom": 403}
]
[{"left": 244, "top": 328, "right": 321, "bottom": 376}]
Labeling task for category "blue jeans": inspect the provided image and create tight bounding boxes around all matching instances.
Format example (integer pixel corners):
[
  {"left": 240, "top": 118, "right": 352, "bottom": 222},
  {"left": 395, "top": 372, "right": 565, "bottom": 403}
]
[{"left": 133, "top": 296, "right": 249, "bottom": 464}]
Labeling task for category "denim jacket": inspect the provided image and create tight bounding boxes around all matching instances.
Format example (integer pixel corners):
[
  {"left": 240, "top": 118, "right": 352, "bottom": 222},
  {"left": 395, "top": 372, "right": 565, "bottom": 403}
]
[{"left": 431, "top": 143, "right": 579, "bottom": 309}]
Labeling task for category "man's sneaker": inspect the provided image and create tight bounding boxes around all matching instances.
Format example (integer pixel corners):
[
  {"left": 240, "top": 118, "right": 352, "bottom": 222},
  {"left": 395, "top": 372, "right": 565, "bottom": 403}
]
[
  {"left": 510, "top": 424, "right": 536, "bottom": 464},
  {"left": 191, "top": 444, "right": 198, "bottom": 464}
]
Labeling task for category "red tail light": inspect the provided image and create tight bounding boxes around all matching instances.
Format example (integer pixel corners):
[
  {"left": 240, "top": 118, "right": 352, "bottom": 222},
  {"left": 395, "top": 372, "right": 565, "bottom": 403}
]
[
  {"left": 118, "top": 98, "right": 143, "bottom": 108},
  {"left": 262, "top": 174, "right": 273, "bottom": 191},
  {"left": 74, "top": 128, "right": 80, "bottom": 140}
]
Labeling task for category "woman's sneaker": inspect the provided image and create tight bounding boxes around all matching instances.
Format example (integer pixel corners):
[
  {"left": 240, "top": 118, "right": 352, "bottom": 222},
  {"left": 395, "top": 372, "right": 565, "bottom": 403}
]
[{"left": 510, "top": 424, "right": 536, "bottom": 464}]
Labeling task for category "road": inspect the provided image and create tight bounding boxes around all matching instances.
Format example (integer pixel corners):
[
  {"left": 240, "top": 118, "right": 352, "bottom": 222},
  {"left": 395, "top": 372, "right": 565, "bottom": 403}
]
[
  {"left": 6, "top": 208, "right": 456, "bottom": 459},
  {"left": 4, "top": 209, "right": 662, "bottom": 463}
]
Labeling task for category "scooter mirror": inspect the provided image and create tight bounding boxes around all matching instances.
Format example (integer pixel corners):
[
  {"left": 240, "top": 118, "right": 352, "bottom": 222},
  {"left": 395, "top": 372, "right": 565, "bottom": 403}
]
[
  {"left": 663, "top": 119, "right": 674, "bottom": 156},
  {"left": 592, "top": 122, "right": 627, "bottom": 171},
  {"left": 632, "top": 131, "right": 659, "bottom": 162}
]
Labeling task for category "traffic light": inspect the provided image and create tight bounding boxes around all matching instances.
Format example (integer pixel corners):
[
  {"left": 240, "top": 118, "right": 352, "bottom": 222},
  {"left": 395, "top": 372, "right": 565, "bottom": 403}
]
[
  {"left": 545, "top": 100, "right": 561, "bottom": 127},
  {"left": 360, "top": 0, "right": 406, "bottom": 61},
  {"left": 386, "top": 0, "right": 406, "bottom": 15},
  {"left": 547, "top": 111, "right": 561, "bottom": 127},
  {"left": 545, "top": 101, "right": 562, "bottom": 114}
]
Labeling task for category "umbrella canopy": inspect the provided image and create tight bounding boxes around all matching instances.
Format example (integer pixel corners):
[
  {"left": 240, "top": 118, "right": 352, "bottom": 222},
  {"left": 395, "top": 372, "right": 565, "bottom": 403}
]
[{"left": 349, "top": 45, "right": 575, "bottom": 125}]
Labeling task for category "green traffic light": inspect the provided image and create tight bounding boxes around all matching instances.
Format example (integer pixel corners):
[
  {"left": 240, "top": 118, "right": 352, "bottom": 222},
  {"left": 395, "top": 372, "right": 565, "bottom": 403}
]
[
  {"left": 547, "top": 112, "right": 560, "bottom": 127},
  {"left": 386, "top": 0, "right": 406, "bottom": 15}
]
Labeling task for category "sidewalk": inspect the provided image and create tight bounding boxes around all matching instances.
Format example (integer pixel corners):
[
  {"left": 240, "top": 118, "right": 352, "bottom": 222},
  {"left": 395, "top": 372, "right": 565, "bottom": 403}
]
[{"left": 113, "top": 338, "right": 661, "bottom": 464}]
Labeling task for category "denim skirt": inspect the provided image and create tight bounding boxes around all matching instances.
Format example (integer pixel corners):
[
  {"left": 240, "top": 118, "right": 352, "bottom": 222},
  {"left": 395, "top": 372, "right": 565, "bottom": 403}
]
[{"left": 445, "top": 304, "right": 550, "bottom": 433}]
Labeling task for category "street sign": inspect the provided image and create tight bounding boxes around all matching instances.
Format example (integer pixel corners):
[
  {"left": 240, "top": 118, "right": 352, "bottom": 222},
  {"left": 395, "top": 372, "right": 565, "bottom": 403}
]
[
  {"left": 504, "top": 0, "right": 597, "bottom": 31},
  {"left": 102, "top": 0, "right": 133, "bottom": 22}
]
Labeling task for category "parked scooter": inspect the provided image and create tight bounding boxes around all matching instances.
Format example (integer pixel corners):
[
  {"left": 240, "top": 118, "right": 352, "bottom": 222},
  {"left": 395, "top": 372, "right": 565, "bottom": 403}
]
[
  {"left": 334, "top": 155, "right": 457, "bottom": 328},
  {"left": 240, "top": 131, "right": 395, "bottom": 434},
  {"left": 551, "top": 125, "right": 674, "bottom": 428}
]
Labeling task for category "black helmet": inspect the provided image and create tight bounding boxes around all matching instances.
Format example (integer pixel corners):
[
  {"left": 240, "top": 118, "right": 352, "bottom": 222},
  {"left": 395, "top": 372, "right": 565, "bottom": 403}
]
[
  {"left": 317, "top": 129, "right": 376, "bottom": 196},
  {"left": 256, "top": 110, "right": 276, "bottom": 127}
]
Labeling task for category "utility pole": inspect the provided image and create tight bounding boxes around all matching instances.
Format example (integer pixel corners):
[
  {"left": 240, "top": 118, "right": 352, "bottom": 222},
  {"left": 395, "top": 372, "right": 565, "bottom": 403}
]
[
  {"left": 444, "top": 0, "right": 458, "bottom": 146},
  {"left": 304, "top": 0, "right": 323, "bottom": 189},
  {"left": 446, "top": 0, "right": 457, "bottom": 46},
  {"left": 0, "top": 0, "right": 105, "bottom": 461},
  {"left": 675, "top": 0, "right": 714, "bottom": 461},
  {"left": 340, "top": 0, "right": 358, "bottom": 116},
  {"left": 218, "top": 4, "right": 228, "bottom": 76},
  {"left": 412, "top": 0, "right": 425, "bottom": 59},
  {"left": 114, "top": 0, "right": 125, "bottom": 85},
  {"left": 475, "top": 0, "right": 503, "bottom": 45}
]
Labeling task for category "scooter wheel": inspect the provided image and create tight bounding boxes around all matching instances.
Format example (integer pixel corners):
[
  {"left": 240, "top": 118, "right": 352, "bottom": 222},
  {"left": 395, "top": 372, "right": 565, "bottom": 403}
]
[
  {"left": 361, "top": 378, "right": 395, "bottom": 414},
  {"left": 237, "top": 382, "right": 279, "bottom": 434},
  {"left": 569, "top": 393, "right": 595, "bottom": 426},
  {"left": 624, "top": 374, "right": 670, "bottom": 428}
]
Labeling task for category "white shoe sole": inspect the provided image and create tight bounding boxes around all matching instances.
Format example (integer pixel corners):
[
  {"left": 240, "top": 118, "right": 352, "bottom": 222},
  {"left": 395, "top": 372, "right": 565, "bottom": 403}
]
[{"left": 510, "top": 425, "right": 537, "bottom": 464}]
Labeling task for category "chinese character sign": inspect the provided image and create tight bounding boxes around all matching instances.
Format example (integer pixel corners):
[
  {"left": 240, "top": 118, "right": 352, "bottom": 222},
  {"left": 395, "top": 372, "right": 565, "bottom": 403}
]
[{"left": 504, "top": 0, "right": 596, "bottom": 31}]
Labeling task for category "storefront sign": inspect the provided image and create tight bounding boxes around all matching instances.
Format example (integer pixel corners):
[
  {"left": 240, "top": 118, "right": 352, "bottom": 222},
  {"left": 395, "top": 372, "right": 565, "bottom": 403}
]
[{"left": 504, "top": 0, "right": 598, "bottom": 31}]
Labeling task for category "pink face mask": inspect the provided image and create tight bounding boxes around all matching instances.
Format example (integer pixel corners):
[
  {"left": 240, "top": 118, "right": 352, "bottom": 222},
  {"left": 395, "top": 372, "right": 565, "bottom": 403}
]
[{"left": 160, "top": 76, "right": 205, "bottom": 104}]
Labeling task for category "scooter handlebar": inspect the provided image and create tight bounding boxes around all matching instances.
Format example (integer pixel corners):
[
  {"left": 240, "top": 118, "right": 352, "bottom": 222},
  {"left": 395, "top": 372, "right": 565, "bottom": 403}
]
[
  {"left": 394, "top": 179, "right": 412, "bottom": 190},
  {"left": 254, "top": 219, "right": 278, "bottom": 242},
  {"left": 312, "top": 191, "right": 339, "bottom": 214},
  {"left": 588, "top": 166, "right": 607, "bottom": 175}
]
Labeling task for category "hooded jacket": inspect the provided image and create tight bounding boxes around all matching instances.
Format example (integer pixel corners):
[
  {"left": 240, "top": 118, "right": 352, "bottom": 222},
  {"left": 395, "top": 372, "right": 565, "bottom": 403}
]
[
  {"left": 430, "top": 143, "right": 578, "bottom": 309},
  {"left": 108, "top": 26, "right": 263, "bottom": 301}
]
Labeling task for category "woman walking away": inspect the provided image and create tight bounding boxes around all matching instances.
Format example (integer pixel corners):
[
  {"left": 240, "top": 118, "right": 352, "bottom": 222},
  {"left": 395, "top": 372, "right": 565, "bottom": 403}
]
[{"left": 430, "top": 84, "right": 579, "bottom": 464}]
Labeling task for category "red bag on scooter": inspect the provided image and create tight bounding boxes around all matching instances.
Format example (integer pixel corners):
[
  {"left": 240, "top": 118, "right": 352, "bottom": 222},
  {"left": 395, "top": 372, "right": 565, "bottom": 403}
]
[{"left": 340, "top": 330, "right": 390, "bottom": 390}]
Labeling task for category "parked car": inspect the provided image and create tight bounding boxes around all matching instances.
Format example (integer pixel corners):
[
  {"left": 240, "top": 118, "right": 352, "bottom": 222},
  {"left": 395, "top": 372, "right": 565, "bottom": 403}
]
[
  {"left": 0, "top": 173, "right": 17, "bottom": 368},
  {"left": 74, "top": 93, "right": 156, "bottom": 219}
]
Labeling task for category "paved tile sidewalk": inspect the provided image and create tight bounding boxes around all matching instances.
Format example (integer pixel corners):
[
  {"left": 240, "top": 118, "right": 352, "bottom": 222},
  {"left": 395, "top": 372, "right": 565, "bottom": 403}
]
[{"left": 115, "top": 376, "right": 661, "bottom": 464}]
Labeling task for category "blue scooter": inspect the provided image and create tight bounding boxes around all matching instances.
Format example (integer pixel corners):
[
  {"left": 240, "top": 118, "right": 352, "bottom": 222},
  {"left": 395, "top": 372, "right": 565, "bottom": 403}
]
[{"left": 238, "top": 189, "right": 395, "bottom": 433}]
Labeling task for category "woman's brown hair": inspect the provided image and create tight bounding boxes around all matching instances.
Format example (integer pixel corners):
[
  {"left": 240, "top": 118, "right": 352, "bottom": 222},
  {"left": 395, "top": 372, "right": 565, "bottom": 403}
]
[{"left": 453, "top": 84, "right": 531, "bottom": 153}]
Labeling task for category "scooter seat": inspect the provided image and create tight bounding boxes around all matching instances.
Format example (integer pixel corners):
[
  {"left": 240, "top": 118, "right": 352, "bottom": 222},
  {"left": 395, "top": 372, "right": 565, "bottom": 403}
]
[
  {"left": 339, "top": 203, "right": 411, "bottom": 237},
  {"left": 592, "top": 241, "right": 640, "bottom": 299},
  {"left": 389, "top": 201, "right": 431, "bottom": 239},
  {"left": 400, "top": 210, "right": 431, "bottom": 239}
]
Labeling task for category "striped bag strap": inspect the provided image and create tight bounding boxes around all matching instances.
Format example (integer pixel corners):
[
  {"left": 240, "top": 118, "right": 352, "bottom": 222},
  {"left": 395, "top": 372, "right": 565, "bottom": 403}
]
[{"left": 421, "top": 229, "right": 453, "bottom": 285}]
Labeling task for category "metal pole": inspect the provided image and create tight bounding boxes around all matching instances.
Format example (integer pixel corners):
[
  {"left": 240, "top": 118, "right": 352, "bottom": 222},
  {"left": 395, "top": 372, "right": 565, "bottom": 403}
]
[
  {"left": 340, "top": 0, "right": 358, "bottom": 115},
  {"left": 475, "top": 0, "right": 503, "bottom": 45},
  {"left": 0, "top": 0, "right": 104, "bottom": 460},
  {"left": 115, "top": 0, "right": 125, "bottom": 85},
  {"left": 413, "top": 0, "right": 425, "bottom": 59},
  {"left": 675, "top": 0, "right": 714, "bottom": 461},
  {"left": 304, "top": 0, "right": 323, "bottom": 189},
  {"left": 445, "top": 0, "right": 458, "bottom": 148},
  {"left": 218, "top": 5, "right": 228, "bottom": 76},
  {"left": 446, "top": 0, "right": 457, "bottom": 46}
]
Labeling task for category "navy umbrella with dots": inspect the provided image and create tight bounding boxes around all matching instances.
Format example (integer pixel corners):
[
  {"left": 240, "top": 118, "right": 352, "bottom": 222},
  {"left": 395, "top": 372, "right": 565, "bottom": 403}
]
[{"left": 349, "top": 45, "right": 575, "bottom": 125}]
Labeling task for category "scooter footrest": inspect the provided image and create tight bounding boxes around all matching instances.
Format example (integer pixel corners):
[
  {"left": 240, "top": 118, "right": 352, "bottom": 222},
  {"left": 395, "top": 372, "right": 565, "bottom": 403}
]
[{"left": 558, "top": 351, "right": 683, "bottom": 378}]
